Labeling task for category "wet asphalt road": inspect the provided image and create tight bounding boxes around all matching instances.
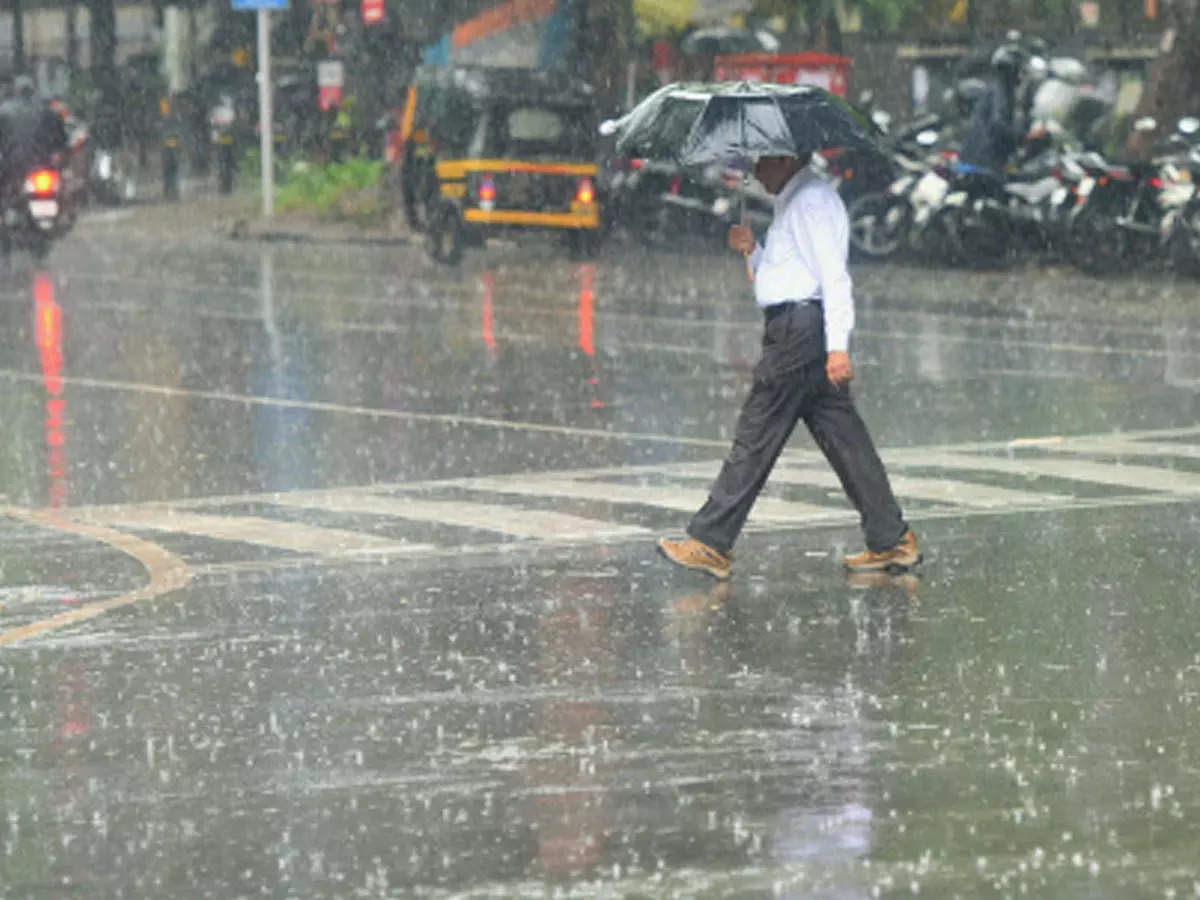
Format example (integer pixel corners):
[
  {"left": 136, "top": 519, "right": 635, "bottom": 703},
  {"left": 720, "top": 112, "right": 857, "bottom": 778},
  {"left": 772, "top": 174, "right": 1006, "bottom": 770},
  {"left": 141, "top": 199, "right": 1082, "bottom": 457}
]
[{"left": 2, "top": 213, "right": 1200, "bottom": 897}]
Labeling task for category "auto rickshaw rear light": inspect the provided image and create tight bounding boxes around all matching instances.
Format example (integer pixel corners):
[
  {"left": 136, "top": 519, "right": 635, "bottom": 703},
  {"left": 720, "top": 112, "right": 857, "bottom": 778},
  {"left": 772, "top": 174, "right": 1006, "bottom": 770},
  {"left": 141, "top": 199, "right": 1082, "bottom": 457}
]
[
  {"left": 576, "top": 177, "right": 595, "bottom": 205},
  {"left": 25, "top": 169, "right": 59, "bottom": 195},
  {"left": 478, "top": 173, "right": 496, "bottom": 209}
]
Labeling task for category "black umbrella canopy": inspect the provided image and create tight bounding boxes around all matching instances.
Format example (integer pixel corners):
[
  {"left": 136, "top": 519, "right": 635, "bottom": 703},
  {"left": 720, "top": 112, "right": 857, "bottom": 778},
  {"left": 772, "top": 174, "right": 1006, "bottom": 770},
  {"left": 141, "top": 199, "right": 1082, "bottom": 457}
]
[
  {"left": 604, "top": 81, "right": 882, "bottom": 167},
  {"left": 679, "top": 26, "right": 780, "bottom": 57}
]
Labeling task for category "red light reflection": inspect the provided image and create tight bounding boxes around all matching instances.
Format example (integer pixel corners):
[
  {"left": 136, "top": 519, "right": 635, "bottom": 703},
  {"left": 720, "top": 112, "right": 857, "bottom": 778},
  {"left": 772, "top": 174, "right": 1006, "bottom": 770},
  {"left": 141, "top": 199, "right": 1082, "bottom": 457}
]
[
  {"left": 34, "top": 271, "right": 68, "bottom": 507},
  {"left": 481, "top": 269, "right": 497, "bottom": 358},
  {"left": 577, "top": 265, "right": 604, "bottom": 409}
]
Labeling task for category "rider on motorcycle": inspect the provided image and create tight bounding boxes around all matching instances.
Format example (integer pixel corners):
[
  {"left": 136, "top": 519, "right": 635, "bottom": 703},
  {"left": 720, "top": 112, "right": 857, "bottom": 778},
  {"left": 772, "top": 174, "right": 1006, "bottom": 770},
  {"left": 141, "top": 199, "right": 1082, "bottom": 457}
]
[
  {"left": 0, "top": 75, "right": 71, "bottom": 200},
  {"left": 958, "top": 44, "right": 1024, "bottom": 174}
]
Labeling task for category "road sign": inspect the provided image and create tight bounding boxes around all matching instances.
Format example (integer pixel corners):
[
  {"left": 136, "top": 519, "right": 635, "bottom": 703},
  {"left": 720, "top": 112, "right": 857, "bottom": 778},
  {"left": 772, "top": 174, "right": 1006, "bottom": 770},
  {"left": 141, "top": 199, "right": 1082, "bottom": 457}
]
[
  {"left": 233, "top": 0, "right": 288, "bottom": 10},
  {"left": 317, "top": 59, "right": 344, "bottom": 111}
]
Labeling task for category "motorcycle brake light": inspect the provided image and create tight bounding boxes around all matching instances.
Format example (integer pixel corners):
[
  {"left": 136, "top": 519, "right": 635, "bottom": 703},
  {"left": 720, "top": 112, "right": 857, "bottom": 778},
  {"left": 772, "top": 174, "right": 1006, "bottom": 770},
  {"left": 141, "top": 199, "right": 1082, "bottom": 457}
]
[
  {"left": 26, "top": 170, "right": 59, "bottom": 195},
  {"left": 1149, "top": 176, "right": 1164, "bottom": 189}
]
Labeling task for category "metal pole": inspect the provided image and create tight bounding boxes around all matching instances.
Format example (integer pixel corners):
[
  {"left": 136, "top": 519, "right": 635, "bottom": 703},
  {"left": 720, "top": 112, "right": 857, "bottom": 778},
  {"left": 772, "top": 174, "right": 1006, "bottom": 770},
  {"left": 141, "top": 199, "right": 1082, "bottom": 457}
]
[{"left": 258, "top": 7, "right": 274, "bottom": 217}]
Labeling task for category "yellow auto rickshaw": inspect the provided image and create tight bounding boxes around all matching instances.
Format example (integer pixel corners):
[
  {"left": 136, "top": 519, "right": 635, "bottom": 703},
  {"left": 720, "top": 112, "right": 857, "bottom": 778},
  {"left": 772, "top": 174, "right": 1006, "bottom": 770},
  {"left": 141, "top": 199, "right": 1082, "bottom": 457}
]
[{"left": 398, "top": 66, "right": 603, "bottom": 263}]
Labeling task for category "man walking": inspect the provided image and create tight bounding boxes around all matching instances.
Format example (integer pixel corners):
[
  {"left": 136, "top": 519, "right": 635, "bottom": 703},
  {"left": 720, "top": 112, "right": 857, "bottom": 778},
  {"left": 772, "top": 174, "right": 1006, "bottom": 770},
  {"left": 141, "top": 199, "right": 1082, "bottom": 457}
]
[{"left": 657, "top": 153, "right": 920, "bottom": 580}]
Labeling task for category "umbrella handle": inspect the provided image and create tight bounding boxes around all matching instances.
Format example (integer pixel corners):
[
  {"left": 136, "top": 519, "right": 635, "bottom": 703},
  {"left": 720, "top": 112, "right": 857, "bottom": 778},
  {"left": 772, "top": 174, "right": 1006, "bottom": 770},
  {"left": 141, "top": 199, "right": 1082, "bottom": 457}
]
[{"left": 741, "top": 173, "right": 753, "bottom": 283}]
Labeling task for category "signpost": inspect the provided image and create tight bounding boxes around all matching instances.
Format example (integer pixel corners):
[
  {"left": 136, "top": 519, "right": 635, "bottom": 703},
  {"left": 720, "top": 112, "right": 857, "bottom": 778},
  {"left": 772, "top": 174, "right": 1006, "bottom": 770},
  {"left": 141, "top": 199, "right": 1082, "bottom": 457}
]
[{"left": 233, "top": 0, "right": 288, "bottom": 217}]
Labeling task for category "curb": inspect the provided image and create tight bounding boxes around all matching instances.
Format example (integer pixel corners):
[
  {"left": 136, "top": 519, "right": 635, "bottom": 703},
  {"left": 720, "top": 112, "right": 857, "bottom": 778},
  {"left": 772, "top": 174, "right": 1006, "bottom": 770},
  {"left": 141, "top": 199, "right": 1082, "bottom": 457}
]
[{"left": 238, "top": 226, "right": 415, "bottom": 247}]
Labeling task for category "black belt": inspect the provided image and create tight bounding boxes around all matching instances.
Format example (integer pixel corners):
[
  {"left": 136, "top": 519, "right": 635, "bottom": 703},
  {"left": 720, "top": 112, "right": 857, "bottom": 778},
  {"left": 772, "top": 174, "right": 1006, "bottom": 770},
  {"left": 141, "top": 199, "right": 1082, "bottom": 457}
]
[{"left": 763, "top": 299, "right": 820, "bottom": 321}]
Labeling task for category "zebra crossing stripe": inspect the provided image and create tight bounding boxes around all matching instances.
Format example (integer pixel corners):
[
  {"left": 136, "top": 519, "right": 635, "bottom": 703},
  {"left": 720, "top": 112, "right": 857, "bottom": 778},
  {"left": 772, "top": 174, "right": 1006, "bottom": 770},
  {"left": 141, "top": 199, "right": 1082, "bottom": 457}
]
[
  {"left": 454, "top": 476, "right": 852, "bottom": 523},
  {"left": 267, "top": 491, "right": 650, "bottom": 540},
  {"left": 82, "top": 510, "right": 433, "bottom": 557},
  {"left": 626, "top": 458, "right": 1063, "bottom": 509},
  {"left": 770, "top": 463, "right": 1070, "bottom": 508},
  {"left": 1032, "top": 437, "right": 1200, "bottom": 461},
  {"left": 884, "top": 451, "right": 1200, "bottom": 494}
]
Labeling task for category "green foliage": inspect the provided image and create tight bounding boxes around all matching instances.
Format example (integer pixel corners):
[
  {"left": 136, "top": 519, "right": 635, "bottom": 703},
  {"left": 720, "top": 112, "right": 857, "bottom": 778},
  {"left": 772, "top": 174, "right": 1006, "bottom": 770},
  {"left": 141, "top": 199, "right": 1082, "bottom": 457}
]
[{"left": 275, "top": 157, "right": 382, "bottom": 211}]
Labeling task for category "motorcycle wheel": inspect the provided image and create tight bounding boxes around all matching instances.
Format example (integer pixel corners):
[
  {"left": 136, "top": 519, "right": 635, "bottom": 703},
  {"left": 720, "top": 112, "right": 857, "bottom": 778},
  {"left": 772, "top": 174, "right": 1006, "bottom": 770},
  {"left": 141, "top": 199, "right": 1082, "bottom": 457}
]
[
  {"left": 426, "top": 205, "right": 464, "bottom": 265},
  {"left": 943, "top": 204, "right": 1011, "bottom": 268},
  {"left": 1065, "top": 205, "right": 1126, "bottom": 276},
  {"left": 848, "top": 192, "right": 911, "bottom": 260},
  {"left": 919, "top": 206, "right": 962, "bottom": 267},
  {"left": 1168, "top": 205, "right": 1200, "bottom": 277}
]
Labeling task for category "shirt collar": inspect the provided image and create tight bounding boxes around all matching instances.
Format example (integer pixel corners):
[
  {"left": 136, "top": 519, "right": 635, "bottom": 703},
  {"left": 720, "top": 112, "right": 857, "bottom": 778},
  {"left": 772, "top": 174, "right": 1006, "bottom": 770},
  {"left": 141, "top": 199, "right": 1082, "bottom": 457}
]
[{"left": 773, "top": 165, "right": 812, "bottom": 213}]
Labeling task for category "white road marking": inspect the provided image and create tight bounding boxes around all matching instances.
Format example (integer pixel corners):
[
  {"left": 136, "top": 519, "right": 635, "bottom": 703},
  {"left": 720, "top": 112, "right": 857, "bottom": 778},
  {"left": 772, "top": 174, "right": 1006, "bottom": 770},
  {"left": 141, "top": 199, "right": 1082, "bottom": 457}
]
[
  {"left": 81, "top": 510, "right": 432, "bottom": 557},
  {"left": 456, "top": 476, "right": 852, "bottom": 524},
  {"left": 887, "top": 450, "right": 1200, "bottom": 494},
  {"left": 23, "top": 427, "right": 1200, "bottom": 566},
  {"left": 771, "top": 464, "right": 1071, "bottom": 508},
  {"left": 1032, "top": 436, "right": 1200, "bottom": 460},
  {"left": 268, "top": 491, "right": 650, "bottom": 540},
  {"left": 0, "top": 369, "right": 729, "bottom": 450}
]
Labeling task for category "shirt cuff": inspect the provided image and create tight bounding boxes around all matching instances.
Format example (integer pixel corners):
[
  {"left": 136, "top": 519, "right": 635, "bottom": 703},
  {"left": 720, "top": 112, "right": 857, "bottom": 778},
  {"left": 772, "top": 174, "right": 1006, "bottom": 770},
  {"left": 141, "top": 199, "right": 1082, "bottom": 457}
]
[{"left": 825, "top": 323, "right": 851, "bottom": 353}]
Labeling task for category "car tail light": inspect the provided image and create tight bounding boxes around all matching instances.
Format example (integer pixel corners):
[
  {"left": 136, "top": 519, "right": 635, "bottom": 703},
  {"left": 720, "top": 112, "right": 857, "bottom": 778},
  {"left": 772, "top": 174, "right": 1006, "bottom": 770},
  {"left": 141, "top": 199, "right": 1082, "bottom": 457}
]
[
  {"left": 629, "top": 158, "right": 645, "bottom": 170},
  {"left": 478, "top": 173, "right": 495, "bottom": 209},
  {"left": 25, "top": 169, "right": 59, "bottom": 195},
  {"left": 670, "top": 175, "right": 682, "bottom": 195},
  {"left": 576, "top": 177, "right": 594, "bottom": 205}
]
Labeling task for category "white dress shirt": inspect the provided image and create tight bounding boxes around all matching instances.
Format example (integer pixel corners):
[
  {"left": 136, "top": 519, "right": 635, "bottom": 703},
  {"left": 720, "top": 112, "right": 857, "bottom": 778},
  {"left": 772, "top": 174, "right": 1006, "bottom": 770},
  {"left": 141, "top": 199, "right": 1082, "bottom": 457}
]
[{"left": 747, "top": 167, "right": 855, "bottom": 353}]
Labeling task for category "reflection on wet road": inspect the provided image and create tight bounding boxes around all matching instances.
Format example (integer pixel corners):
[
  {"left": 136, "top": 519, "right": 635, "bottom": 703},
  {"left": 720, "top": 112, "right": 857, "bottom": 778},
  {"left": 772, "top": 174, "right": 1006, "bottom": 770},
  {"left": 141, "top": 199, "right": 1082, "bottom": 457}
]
[{"left": 1, "top": 222, "right": 1200, "bottom": 895}]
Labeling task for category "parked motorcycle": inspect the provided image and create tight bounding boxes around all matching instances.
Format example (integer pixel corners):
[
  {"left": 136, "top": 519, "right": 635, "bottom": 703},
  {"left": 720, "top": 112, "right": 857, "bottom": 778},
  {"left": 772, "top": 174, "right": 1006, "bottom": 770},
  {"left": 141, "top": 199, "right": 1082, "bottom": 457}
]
[
  {"left": 87, "top": 145, "right": 135, "bottom": 206},
  {"left": 1156, "top": 117, "right": 1200, "bottom": 275},
  {"left": 1065, "top": 117, "right": 1189, "bottom": 275},
  {"left": 848, "top": 126, "right": 954, "bottom": 261},
  {"left": 926, "top": 124, "right": 1110, "bottom": 267}
]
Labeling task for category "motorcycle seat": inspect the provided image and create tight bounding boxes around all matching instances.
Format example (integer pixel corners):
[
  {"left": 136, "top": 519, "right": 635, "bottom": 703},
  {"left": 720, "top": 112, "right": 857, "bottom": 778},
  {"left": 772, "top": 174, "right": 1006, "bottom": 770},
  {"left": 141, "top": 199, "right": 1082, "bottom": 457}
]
[{"left": 1005, "top": 178, "right": 1059, "bottom": 204}]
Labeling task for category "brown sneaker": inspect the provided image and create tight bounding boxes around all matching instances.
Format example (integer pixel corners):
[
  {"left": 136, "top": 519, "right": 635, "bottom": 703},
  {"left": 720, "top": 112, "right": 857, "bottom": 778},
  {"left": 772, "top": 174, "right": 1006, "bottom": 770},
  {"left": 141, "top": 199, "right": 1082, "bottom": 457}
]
[
  {"left": 843, "top": 530, "right": 922, "bottom": 573},
  {"left": 657, "top": 537, "right": 733, "bottom": 580}
]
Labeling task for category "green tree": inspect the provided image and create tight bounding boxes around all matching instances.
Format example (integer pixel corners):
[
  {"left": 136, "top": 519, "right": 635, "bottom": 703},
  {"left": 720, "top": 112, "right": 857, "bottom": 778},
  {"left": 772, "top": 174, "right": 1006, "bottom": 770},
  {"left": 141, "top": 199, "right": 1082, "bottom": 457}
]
[{"left": 752, "top": 0, "right": 926, "bottom": 51}]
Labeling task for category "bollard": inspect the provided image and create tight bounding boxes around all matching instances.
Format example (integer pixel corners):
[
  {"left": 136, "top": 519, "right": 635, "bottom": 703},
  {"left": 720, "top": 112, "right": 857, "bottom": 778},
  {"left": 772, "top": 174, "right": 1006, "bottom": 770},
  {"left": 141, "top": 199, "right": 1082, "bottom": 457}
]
[
  {"left": 216, "top": 136, "right": 236, "bottom": 194},
  {"left": 162, "top": 136, "right": 180, "bottom": 200}
]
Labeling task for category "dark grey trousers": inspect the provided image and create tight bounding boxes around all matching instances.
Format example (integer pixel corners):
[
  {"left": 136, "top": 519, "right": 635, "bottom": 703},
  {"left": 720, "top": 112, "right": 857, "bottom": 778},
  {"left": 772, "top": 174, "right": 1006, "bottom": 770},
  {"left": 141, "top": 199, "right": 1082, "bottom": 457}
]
[{"left": 687, "top": 301, "right": 908, "bottom": 555}]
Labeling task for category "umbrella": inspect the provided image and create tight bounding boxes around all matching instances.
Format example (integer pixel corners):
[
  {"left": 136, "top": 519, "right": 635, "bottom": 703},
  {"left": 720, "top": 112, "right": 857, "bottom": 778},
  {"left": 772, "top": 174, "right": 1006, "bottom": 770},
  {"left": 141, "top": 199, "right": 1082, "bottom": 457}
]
[
  {"left": 601, "top": 81, "right": 883, "bottom": 168},
  {"left": 679, "top": 26, "right": 779, "bottom": 57},
  {"left": 601, "top": 81, "right": 883, "bottom": 279}
]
